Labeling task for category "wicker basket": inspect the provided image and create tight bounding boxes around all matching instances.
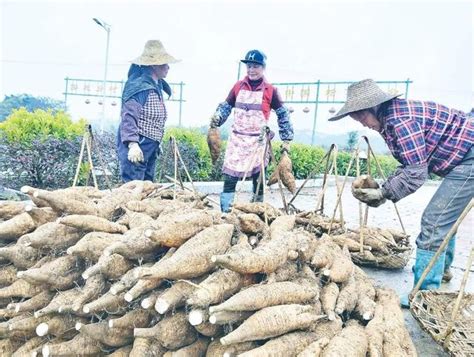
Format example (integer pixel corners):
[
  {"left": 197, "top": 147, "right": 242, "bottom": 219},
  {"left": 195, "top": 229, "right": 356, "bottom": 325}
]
[
  {"left": 350, "top": 238, "right": 413, "bottom": 269},
  {"left": 410, "top": 290, "right": 474, "bottom": 356}
]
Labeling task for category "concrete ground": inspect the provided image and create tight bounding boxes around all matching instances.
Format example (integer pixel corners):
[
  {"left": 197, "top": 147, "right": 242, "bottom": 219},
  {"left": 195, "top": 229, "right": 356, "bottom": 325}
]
[{"left": 195, "top": 177, "right": 473, "bottom": 357}]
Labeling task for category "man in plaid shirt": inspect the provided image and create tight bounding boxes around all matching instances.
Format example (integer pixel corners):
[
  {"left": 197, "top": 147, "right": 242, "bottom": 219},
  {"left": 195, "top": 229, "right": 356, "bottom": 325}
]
[{"left": 329, "top": 79, "right": 473, "bottom": 307}]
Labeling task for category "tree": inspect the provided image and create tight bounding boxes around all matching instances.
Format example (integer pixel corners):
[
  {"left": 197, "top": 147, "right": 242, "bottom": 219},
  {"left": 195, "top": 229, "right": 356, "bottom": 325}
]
[
  {"left": 0, "top": 94, "right": 66, "bottom": 121},
  {"left": 345, "top": 131, "right": 359, "bottom": 151}
]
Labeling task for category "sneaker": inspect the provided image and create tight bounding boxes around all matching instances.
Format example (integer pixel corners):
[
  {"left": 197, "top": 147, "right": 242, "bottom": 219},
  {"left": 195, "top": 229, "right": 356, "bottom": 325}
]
[{"left": 442, "top": 269, "right": 453, "bottom": 283}]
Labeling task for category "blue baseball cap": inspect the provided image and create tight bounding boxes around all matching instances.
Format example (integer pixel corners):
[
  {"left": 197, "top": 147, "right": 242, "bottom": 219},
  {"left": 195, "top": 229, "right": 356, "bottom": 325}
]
[{"left": 241, "top": 50, "right": 267, "bottom": 66}]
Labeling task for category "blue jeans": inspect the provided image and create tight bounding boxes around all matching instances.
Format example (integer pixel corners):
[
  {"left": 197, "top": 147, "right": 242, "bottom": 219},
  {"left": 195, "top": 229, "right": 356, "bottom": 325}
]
[
  {"left": 416, "top": 146, "right": 474, "bottom": 252},
  {"left": 117, "top": 132, "right": 161, "bottom": 183}
]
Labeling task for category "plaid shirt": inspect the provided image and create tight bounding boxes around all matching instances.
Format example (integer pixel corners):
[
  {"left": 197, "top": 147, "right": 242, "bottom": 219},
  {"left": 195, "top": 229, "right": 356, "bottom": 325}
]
[
  {"left": 120, "top": 88, "right": 167, "bottom": 144},
  {"left": 380, "top": 98, "right": 474, "bottom": 176},
  {"left": 137, "top": 91, "right": 167, "bottom": 142}
]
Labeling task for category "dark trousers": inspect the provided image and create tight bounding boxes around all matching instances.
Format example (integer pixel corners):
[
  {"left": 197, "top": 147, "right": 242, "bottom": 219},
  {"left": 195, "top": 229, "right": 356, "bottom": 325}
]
[
  {"left": 416, "top": 146, "right": 474, "bottom": 252},
  {"left": 117, "top": 132, "right": 160, "bottom": 183},
  {"left": 223, "top": 173, "right": 264, "bottom": 195}
]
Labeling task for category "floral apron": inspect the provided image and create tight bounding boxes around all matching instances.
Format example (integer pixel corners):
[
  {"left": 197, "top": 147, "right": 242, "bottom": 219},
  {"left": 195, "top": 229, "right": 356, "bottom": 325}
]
[{"left": 222, "top": 88, "right": 270, "bottom": 178}]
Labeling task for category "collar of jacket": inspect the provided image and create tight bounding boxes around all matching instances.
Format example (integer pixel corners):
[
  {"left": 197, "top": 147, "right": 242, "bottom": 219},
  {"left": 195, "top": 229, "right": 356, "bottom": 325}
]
[
  {"left": 122, "top": 74, "right": 172, "bottom": 103},
  {"left": 240, "top": 76, "right": 268, "bottom": 92}
]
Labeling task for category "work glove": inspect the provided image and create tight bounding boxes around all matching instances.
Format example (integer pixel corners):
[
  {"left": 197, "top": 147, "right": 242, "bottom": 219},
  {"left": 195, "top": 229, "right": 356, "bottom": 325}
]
[
  {"left": 281, "top": 141, "right": 291, "bottom": 154},
  {"left": 127, "top": 142, "right": 144, "bottom": 163},
  {"left": 209, "top": 114, "right": 221, "bottom": 129},
  {"left": 352, "top": 188, "right": 386, "bottom": 207}
]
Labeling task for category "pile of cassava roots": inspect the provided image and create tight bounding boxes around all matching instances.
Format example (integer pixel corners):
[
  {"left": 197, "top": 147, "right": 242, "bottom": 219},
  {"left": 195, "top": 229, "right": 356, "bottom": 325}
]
[{"left": 0, "top": 181, "right": 417, "bottom": 356}]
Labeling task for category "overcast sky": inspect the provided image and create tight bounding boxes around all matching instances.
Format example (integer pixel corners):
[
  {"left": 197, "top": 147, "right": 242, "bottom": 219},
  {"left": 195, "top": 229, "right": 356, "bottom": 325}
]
[{"left": 1, "top": 0, "right": 472, "bottom": 135}]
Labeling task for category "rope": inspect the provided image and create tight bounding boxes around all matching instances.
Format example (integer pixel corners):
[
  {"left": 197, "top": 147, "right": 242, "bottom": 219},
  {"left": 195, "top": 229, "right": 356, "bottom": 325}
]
[
  {"left": 267, "top": 138, "right": 289, "bottom": 214},
  {"left": 72, "top": 125, "right": 105, "bottom": 189},
  {"left": 90, "top": 127, "right": 112, "bottom": 190},
  {"left": 319, "top": 145, "right": 334, "bottom": 213},
  {"left": 362, "top": 136, "right": 406, "bottom": 233},
  {"left": 314, "top": 154, "right": 335, "bottom": 215},
  {"left": 72, "top": 131, "right": 87, "bottom": 187},
  {"left": 157, "top": 138, "right": 173, "bottom": 184},
  {"left": 84, "top": 130, "right": 98, "bottom": 189},
  {"left": 441, "top": 247, "right": 474, "bottom": 345},
  {"left": 287, "top": 144, "right": 336, "bottom": 207},
  {"left": 328, "top": 148, "right": 357, "bottom": 234},
  {"left": 355, "top": 146, "right": 365, "bottom": 253}
]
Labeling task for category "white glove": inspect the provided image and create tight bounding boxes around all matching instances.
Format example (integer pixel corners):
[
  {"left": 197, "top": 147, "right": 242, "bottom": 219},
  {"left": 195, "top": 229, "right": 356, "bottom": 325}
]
[
  {"left": 352, "top": 188, "right": 386, "bottom": 207},
  {"left": 127, "top": 142, "right": 144, "bottom": 163}
]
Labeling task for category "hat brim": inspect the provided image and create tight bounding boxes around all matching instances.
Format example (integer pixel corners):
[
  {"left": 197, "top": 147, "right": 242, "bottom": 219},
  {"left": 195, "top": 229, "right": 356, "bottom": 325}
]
[
  {"left": 131, "top": 53, "right": 181, "bottom": 66},
  {"left": 328, "top": 93, "right": 402, "bottom": 121},
  {"left": 241, "top": 60, "right": 265, "bottom": 65}
]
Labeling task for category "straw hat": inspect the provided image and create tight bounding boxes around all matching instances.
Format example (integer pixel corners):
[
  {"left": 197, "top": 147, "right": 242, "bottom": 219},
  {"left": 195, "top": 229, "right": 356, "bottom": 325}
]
[
  {"left": 328, "top": 79, "right": 402, "bottom": 121},
  {"left": 131, "top": 40, "right": 180, "bottom": 66}
]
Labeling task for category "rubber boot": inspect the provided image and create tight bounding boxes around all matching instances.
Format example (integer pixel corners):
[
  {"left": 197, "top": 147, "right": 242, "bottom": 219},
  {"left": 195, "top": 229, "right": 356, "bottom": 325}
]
[
  {"left": 220, "top": 192, "right": 235, "bottom": 213},
  {"left": 401, "top": 248, "right": 446, "bottom": 308},
  {"left": 443, "top": 236, "right": 456, "bottom": 282}
]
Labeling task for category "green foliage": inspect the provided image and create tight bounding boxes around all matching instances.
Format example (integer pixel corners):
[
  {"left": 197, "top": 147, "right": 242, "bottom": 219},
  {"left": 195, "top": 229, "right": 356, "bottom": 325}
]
[
  {"left": 280, "top": 143, "right": 327, "bottom": 178},
  {"left": 0, "top": 123, "right": 400, "bottom": 190},
  {"left": 0, "top": 108, "right": 87, "bottom": 144},
  {"left": 159, "top": 129, "right": 399, "bottom": 181},
  {"left": 158, "top": 127, "right": 215, "bottom": 181},
  {"left": 367, "top": 155, "right": 399, "bottom": 179},
  {"left": 1, "top": 111, "right": 107, "bottom": 189},
  {"left": 0, "top": 136, "right": 83, "bottom": 189},
  {"left": 77, "top": 162, "right": 92, "bottom": 186},
  {"left": 0, "top": 131, "right": 121, "bottom": 190},
  {"left": 0, "top": 94, "right": 66, "bottom": 121}
]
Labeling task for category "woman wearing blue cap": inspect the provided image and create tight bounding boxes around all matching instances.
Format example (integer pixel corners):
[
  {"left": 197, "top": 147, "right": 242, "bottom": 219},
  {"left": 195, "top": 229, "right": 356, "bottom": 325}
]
[{"left": 209, "top": 50, "right": 294, "bottom": 212}]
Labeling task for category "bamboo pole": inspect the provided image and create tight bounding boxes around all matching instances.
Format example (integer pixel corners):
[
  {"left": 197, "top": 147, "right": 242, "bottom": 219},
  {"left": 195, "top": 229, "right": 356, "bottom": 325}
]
[
  {"left": 440, "top": 248, "right": 474, "bottom": 345},
  {"left": 267, "top": 139, "right": 288, "bottom": 214},
  {"left": 315, "top": 160, "right": 334, "bottom": 215},
  {"left": 355, "top": 147, "right": 365, "bottom": 253},
  {"left": 164, "top": 175, "right": 219, "bottom": 206},
  {"left": 362, "top": 136, "right": 406, "bottom": 233},
  {"left": 84, "top": 134, "right": 98, "bottom": 189},
  {"left": 173, "top": 137, "right": 178, "bottom": 200},
  {"left": 174, "top": 140, "right": 198, "bottom": 195},
  {"left": 260, "top": 144, "right": 268, "bottom": 226},
  {"left": 72, "top": 133, "right": 87, "bottom": 187},
  {"left": 328, "top": 148, "right": 357, "bottom": 234},
  {"left": 287, "top": 144, "right": 335, "bottom": 207},
  {"left": 410, "top": 199, "right": 473, "bottom": 301},
  {"left": 332, "top": 146, "right": 345, "bottom": 228}
]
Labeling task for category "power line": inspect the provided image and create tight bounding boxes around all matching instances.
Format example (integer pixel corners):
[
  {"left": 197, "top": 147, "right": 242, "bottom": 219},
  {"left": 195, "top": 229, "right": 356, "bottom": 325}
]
[{"left": 1, "top": 59, "right": 127, "bottom": 66}]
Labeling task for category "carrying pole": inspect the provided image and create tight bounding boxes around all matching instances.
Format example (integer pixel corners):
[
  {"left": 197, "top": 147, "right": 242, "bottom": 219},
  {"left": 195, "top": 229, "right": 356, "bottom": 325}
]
[{"left": 410, "top": 199, "right": 473, "bottom": 301}]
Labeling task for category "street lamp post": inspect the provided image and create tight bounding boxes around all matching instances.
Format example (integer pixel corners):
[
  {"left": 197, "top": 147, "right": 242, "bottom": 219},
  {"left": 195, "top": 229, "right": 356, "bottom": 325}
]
[{"left": 93, "top": 17, "right": 111, "bottom": 132}]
